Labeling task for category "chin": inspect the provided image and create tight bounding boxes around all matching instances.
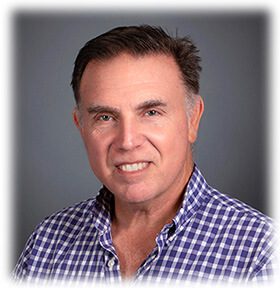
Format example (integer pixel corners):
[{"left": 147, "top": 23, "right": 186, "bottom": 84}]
[{"left": 114, "top": 185, "right": 157, "bottom": 204}]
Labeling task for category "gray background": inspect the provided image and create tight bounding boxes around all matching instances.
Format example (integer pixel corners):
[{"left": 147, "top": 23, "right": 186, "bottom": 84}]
[{"left": 14, "top": 11, "right": 268, "bottom": 266}]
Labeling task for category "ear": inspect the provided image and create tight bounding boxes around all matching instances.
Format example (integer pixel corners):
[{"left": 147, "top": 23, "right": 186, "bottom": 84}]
[
  {"left": 73, "top": 107, "right": 82, "bottom": 131},
  {"left": 188, "top": 96, "right": 204, "bottom": 144}
]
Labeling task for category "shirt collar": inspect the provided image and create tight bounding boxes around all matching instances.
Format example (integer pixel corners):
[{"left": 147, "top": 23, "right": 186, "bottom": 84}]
[
  {"left": 172, "top": 164, "right": 209, "bottom": 231},
  {"left": 92, "top": 187, "right": 114, "bottom": 233},
  {"left": 92, "top": 164, "right": 209, "bottom": 234}
]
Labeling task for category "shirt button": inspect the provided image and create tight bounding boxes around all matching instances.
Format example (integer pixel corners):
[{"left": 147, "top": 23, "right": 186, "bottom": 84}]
[{"left": 108, "top": 258, "right": 115, "bottom": 269}]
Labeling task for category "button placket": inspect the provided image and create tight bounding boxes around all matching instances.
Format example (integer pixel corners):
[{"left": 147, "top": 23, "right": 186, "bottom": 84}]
[{"left": 103, "top": 254, "right": 121, "bottom": 283}]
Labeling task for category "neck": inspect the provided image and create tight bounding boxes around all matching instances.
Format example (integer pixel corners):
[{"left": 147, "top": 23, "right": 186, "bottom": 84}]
[{"left": 112, "top": 162, "right": 194, "bottom": 231}]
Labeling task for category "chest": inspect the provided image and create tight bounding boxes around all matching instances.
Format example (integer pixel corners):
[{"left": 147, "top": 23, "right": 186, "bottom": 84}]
[{"left": 112, "top": 229, "right": 158, "bottom": 278}]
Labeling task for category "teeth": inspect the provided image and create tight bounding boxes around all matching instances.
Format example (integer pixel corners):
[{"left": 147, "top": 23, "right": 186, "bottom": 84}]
[{"left": 119, "top": 162, "right": 148, "bottom": 172}]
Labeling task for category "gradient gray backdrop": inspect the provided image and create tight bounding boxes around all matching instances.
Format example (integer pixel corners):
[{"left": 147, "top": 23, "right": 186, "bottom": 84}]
[{"left": 14, "top": 11, "right": 268, "bottom": 265}]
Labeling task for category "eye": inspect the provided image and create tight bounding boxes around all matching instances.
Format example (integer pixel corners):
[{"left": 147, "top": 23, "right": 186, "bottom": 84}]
[
  {"left": 146, "top": 110, "right": 159, "bottom": 116},
  {"left": 98, "top": 115, "right": 113, "bottom": 122}
]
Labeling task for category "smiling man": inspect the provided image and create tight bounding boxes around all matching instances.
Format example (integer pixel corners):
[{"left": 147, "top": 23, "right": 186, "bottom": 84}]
[{"left": 13, "top": 25, "right": 275, "bottom": 284}]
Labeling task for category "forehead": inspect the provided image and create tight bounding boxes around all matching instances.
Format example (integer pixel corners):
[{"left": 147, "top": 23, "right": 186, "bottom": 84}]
[{"left": 79, "top": 53, "right": 186, "bottom": 105}]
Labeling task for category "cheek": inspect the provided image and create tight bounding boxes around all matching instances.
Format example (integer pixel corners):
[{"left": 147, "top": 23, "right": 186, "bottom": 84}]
[
  {"left": 82, "top": 133, "right": 106, "bottom": 165},
  {"left": 146, "top": 122, "right": 189, "bottom": 157},
  {"left": 152, "top": 117, "right": 188, "bottom": 142}
]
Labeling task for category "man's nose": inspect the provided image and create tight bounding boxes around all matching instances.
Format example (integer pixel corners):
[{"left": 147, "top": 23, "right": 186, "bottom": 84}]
[{"left": 113, "top": 118, "right": 145, "bottom": 151}]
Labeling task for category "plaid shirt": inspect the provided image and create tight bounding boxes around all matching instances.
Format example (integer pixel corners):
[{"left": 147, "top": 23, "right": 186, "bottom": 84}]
[{"left": 13, "top": 165, "right": 275, "bottom": 284}]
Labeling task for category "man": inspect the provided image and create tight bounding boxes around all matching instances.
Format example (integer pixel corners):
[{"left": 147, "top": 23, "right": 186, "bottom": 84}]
[{"left": 13, "top": 25, "right": 275, "bottom": 284}]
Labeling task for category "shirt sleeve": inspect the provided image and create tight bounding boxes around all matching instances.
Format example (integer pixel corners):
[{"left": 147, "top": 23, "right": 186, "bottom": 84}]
[
  {"left": 250, "top": 223, "right": 277, "bottom": 283},
  {"left": 12, "top": 231, "right": 37, "bottom": 281},
  {"left": 251, "top": 253, "right": 277, "bottom": 282}
]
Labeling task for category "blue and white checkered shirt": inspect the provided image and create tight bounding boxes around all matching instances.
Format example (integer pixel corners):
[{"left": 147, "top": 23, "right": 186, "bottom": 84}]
[{"left": 13, "top": 165, "right": 276, "bottom": 284}]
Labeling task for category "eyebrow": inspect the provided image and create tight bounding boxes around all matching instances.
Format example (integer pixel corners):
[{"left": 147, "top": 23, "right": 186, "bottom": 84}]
[
  {"left": 86, "top": 99, "right": 167, "bottom": 116},
  {"left": 136, "top": 99, "right": 167, "bottom": 111},
  {"left": 87, "top": 105, "right": 120, "bottom": 116}
]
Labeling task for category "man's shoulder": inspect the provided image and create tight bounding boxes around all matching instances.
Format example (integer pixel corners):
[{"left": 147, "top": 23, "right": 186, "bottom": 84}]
[
  {"left": 202, "top": 185, "right": 273, "bottom": 231},
  {"left": 13, "top": 196, "right": 105, "bottom": 280},
  {"left": 34, "top": 197, "right": 98, "bottom": 236},
  {"left": 189, "top": 166, "right": 273, "bottom": 228}
]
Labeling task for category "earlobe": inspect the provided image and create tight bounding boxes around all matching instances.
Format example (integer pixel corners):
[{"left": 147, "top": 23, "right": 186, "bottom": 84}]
[{"left": 188, "top": 96, "right": 204, "bottom": 143}]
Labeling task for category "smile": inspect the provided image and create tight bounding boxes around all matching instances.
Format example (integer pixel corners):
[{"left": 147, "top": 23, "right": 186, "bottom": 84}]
[{"left": 118, "top": 162, "right": 149, "bottom": 172}]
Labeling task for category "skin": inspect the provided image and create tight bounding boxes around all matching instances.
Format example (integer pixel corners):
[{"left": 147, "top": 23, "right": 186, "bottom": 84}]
[{"left": 73, "top": 53, "right": 204, "bottom": 278}]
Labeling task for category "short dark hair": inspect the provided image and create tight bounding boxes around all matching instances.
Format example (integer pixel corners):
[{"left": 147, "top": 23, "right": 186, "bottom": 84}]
[{"left": 71, "top": 25, "right": 201, "bottom": 105}]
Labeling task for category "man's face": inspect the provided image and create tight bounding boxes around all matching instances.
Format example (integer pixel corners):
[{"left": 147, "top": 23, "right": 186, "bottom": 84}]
[{"left": 75, "top": 53, "right": 203, "bottom": 205}]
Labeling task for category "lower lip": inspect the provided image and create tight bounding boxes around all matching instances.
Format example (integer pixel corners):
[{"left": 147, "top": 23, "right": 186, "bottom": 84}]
[{"left": 116, "top": 162, "right": 151, "bottom": 175}]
